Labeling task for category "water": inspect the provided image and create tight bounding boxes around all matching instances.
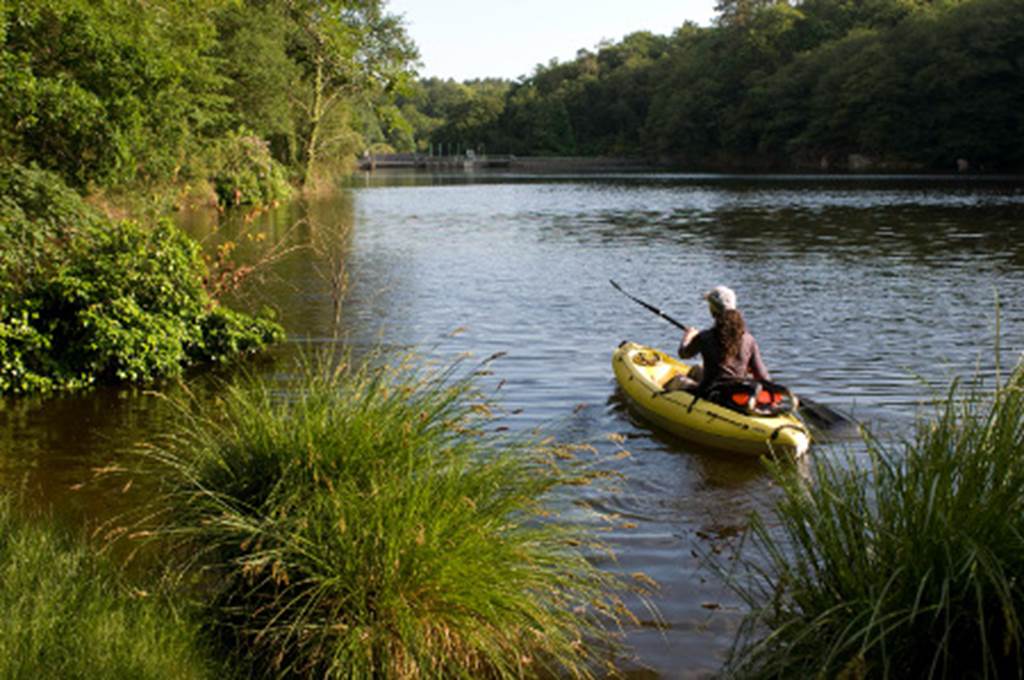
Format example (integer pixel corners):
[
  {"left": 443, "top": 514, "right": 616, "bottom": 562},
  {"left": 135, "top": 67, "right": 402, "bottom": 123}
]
[{"left": 4, "top": 171, "right": 1024, "bottom": 676}]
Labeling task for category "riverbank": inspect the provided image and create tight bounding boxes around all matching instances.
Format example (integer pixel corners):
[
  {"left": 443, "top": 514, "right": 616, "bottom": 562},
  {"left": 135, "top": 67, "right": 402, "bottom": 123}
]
[
  {"left": 522, "top": 152, "right": 961, "bottom": 174},
  {"left": 358, "top": 152, "right": 997, "bottom": 176},
  {"left": 0, "top": 496, "right": 220, "bottom": 678},
  {"left": 359, "top": 153, "right": 660, "bottom": 173},
  {"left": 0, "top": 350, "right": 644, "bottom": 678},
  {"left": 0, "top": 163, "right": 283, "bottom": 395}
]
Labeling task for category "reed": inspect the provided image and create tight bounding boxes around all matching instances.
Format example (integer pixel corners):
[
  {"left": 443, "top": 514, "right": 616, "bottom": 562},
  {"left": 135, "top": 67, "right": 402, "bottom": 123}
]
[
  {"left": 723, "top": 364, "right": 1024, "bottom": 679},
  {"left": 130, "top": 354, "right": 633, "bottom": 678},
  {"left": 0, "top": 496, "right": 216, "bottom": 679}
]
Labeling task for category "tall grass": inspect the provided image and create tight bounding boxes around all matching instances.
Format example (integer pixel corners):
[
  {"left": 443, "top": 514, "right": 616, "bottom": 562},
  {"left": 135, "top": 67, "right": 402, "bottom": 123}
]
[
  {"left": 723, "top": 364, "right": 1024, "bottom": 679},
  {"left": 126, "top": 354, "right": 635, "bottom": 678},
  {"left": 0, "top": 496, "right": 217, "bottom": 679}
]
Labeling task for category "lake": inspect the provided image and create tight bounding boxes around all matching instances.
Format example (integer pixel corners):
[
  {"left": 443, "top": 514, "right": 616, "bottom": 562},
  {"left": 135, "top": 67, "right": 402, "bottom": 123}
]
[{"left": 3, "top": 171, "right": 1023, "bottom": 677}]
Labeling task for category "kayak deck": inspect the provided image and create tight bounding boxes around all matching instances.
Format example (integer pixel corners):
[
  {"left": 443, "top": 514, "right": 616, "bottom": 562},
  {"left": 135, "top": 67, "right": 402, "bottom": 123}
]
[{"left": 612, "top": 341, "right": 810, "bottom": 457}]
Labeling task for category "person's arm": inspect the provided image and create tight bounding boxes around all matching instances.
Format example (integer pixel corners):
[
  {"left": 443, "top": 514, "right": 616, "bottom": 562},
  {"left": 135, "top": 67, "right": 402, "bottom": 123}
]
[
  {"left": 749, "top": 338, "right": 771, "bottom": 382},
  {"left": 679, "top": 327, "right": 700, "bottom": 359}
]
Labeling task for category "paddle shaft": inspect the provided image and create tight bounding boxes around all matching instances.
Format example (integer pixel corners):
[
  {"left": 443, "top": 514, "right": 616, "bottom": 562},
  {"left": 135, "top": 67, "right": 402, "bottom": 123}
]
[{"left": 609, "top": 280, "right": 692, "bottom": 333}]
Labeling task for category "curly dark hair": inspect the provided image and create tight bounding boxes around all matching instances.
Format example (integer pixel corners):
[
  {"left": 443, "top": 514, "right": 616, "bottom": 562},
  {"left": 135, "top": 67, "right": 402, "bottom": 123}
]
[{"left": 713, "top": 309, "right": 746, "bottom": 361}]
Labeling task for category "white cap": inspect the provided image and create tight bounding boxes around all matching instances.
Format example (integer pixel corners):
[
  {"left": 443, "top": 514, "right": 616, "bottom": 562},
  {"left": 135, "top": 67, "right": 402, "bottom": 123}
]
[{"left": 704, "top": 285, "right": 737, "bottom": 312}]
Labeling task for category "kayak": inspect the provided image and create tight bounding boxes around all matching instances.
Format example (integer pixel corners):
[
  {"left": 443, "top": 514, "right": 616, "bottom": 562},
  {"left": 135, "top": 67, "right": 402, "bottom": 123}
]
[{"left": 612, "top": 341, "right": 811, "bottom": 457}]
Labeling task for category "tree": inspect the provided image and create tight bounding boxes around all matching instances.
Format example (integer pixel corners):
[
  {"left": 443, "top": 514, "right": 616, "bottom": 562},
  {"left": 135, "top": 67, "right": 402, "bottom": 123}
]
[
  {"left": 714, "top": 0, "right": 784, "bottom": 27},
  {"left": 215, "top": 3, "right": 303, "bottom": 166},
  {"left": 282, "top": 0, "right": 417, "bottom": 184},
  {"left": 0, "top": 0, "right": 229, "bottom": 187}
]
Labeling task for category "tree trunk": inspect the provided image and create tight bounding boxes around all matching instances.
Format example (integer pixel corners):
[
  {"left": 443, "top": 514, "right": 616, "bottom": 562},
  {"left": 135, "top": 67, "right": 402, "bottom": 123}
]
[{"left": 303, "top": 55, "right": 324, "bottom": 186}]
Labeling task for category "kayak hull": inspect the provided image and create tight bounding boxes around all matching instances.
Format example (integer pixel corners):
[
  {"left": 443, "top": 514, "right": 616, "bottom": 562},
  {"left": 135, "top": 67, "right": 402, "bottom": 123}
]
[{"left": 612, "top": 341, "right": 810, "bottom": 457}]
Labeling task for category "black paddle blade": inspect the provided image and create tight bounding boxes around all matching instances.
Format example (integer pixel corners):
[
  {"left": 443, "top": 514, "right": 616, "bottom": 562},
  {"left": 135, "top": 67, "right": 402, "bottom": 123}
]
[{"left": 798, "top": 397, "right": 856, "bottom": 434}]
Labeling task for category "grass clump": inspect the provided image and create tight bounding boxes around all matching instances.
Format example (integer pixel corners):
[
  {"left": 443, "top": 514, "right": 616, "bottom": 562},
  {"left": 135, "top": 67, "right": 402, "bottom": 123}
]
[
  {"left": 723, "top": 364, "right": 1024, "bottom": 679},
  {"left": 0, "top": 495, "right": 218, "bottom": 679},
  {"left": 130, "top": 354, "right": 633, "bottom": 678}
]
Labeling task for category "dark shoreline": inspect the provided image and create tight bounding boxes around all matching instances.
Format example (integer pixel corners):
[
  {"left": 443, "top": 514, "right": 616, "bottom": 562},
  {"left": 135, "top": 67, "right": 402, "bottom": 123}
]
[{"left": 361, "top": 153, "right": 1019, "bottom": 177}]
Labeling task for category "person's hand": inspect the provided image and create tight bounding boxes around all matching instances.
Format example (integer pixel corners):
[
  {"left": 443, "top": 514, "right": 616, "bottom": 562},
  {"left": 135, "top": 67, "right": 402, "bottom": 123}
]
[{"left": 678, "top": 327, "right": 698, "bottom": 357}]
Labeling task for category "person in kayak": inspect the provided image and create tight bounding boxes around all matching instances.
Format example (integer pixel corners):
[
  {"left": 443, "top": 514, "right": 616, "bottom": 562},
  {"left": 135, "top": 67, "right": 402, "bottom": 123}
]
[{"left": 665, "top": 285, "right": 771, "bottom": 395}]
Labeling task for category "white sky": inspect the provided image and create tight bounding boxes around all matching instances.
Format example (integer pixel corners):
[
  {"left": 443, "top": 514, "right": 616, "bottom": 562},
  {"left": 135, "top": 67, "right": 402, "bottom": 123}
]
[{"left": 386, "top": 0, "right": 719, "bottom": 82}]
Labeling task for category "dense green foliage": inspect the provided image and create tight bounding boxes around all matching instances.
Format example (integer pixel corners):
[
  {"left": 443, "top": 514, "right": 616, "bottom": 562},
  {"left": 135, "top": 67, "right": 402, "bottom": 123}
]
[
  {"left": 402, "top": 0, "right": 1024, "bottom": 171},
  {"left": 0, "top": 0, "right": 227, "bottom": 188},
  {"left": 395, "top": 78, "right": 512, "bottom": 153},
  {"left": 0, "top": 164, "right": 283, "bottom": 394},
  {"left": 3, "top": 0, "right": 1019, "bottom": 177},
  {"left": 723, "top": 365, "right": 1024, "bottom": 677},
  {"left": 0, "top": 0, "right": 417, "bottom": 195},
  {"left": 210, "top": 130, "right": 292, "bottom": 208},
  {"left": 7, "top": 0, "right": 1015, "bottom": 177},
  {"left": 129, "top": 355, "right": 635, "bottom": 678},
  {"left": 0, "top": 495, "right": 218, "bottom": 678}
]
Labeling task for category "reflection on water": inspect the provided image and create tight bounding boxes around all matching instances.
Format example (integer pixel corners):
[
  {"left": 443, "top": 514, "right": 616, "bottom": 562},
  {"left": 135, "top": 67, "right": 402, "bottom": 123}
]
[{"left": 3, "top": 171, "right": 1024, "bottom": 676}]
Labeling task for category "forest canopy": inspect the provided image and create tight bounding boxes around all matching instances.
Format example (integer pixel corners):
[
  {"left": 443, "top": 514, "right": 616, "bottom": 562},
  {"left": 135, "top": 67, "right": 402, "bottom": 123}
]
[
  {"left": 0, "top": 0, "right": 418, "bottom": 196},
  {"left": 2, "top": 0, "right": 1021, "bottom": 188},
  {"left": 394, "top": 0, "right": 1024, "bottom": 172}
]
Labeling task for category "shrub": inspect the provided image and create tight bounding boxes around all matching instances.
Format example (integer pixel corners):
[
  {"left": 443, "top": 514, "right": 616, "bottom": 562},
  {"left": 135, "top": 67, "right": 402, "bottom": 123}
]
[
  {"left": 211, "top": 129, "right": 293, "bottom": 208},
  {"left": 0, "top": 496, "right": 219, "bottom": 679},
  {"left": 0, "top": 161, "right": 96, "bottom": 234},
  {"left": 722, "top": 364, "right": 1024, "bottom": 679},
  {"left": 0, "top": 163, "right": 283, "bottom": 394},
  {"left": 128, "top": 354, "right": 635, "bottom": 678}
]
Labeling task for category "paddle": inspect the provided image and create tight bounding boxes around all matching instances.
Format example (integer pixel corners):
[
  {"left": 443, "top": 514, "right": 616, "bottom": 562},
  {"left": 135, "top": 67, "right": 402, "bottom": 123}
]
[
  {"left": 610, "top": 279, "right": 694, "bottom": 334},
  {"left": 609, "top": 279, "right": 850, "bottom": 430}
]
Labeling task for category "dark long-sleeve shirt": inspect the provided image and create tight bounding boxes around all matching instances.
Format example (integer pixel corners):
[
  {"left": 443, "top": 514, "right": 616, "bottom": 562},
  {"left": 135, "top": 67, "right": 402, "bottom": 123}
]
[{"left": 679, "top": 329, "right": 770, "bottom": 394}]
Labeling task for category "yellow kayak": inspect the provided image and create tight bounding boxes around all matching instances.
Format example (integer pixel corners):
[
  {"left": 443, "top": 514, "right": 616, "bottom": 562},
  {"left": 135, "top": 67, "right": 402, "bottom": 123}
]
[{"left": 612, "top": 341, "right": 811, "bottom": 457}]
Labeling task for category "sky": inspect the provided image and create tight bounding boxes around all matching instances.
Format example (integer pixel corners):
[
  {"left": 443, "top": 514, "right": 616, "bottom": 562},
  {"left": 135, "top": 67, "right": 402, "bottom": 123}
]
[{"left": 385, "top": 0, "right": 719, "bottom": 82}]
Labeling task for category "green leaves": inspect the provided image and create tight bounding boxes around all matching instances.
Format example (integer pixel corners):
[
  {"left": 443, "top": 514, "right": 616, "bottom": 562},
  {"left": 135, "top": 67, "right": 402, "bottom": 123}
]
[
  {"left": 392, "top": 0, "right": 1023, "bottom": 172},
  {"left": 281, "top": 0, "right": 419, "bottom": 182},
  {"left": 1, "top": 0, "right": 228, "bottom": 188},
  {"left": 0, "top": 0, "right": 420, "bottom": 192},
  {"left": 210, "top": 129, "right": 293, "bottom": 208},
  {"left": 0, "top": 164, "right": 282, "bottom": 395}
]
